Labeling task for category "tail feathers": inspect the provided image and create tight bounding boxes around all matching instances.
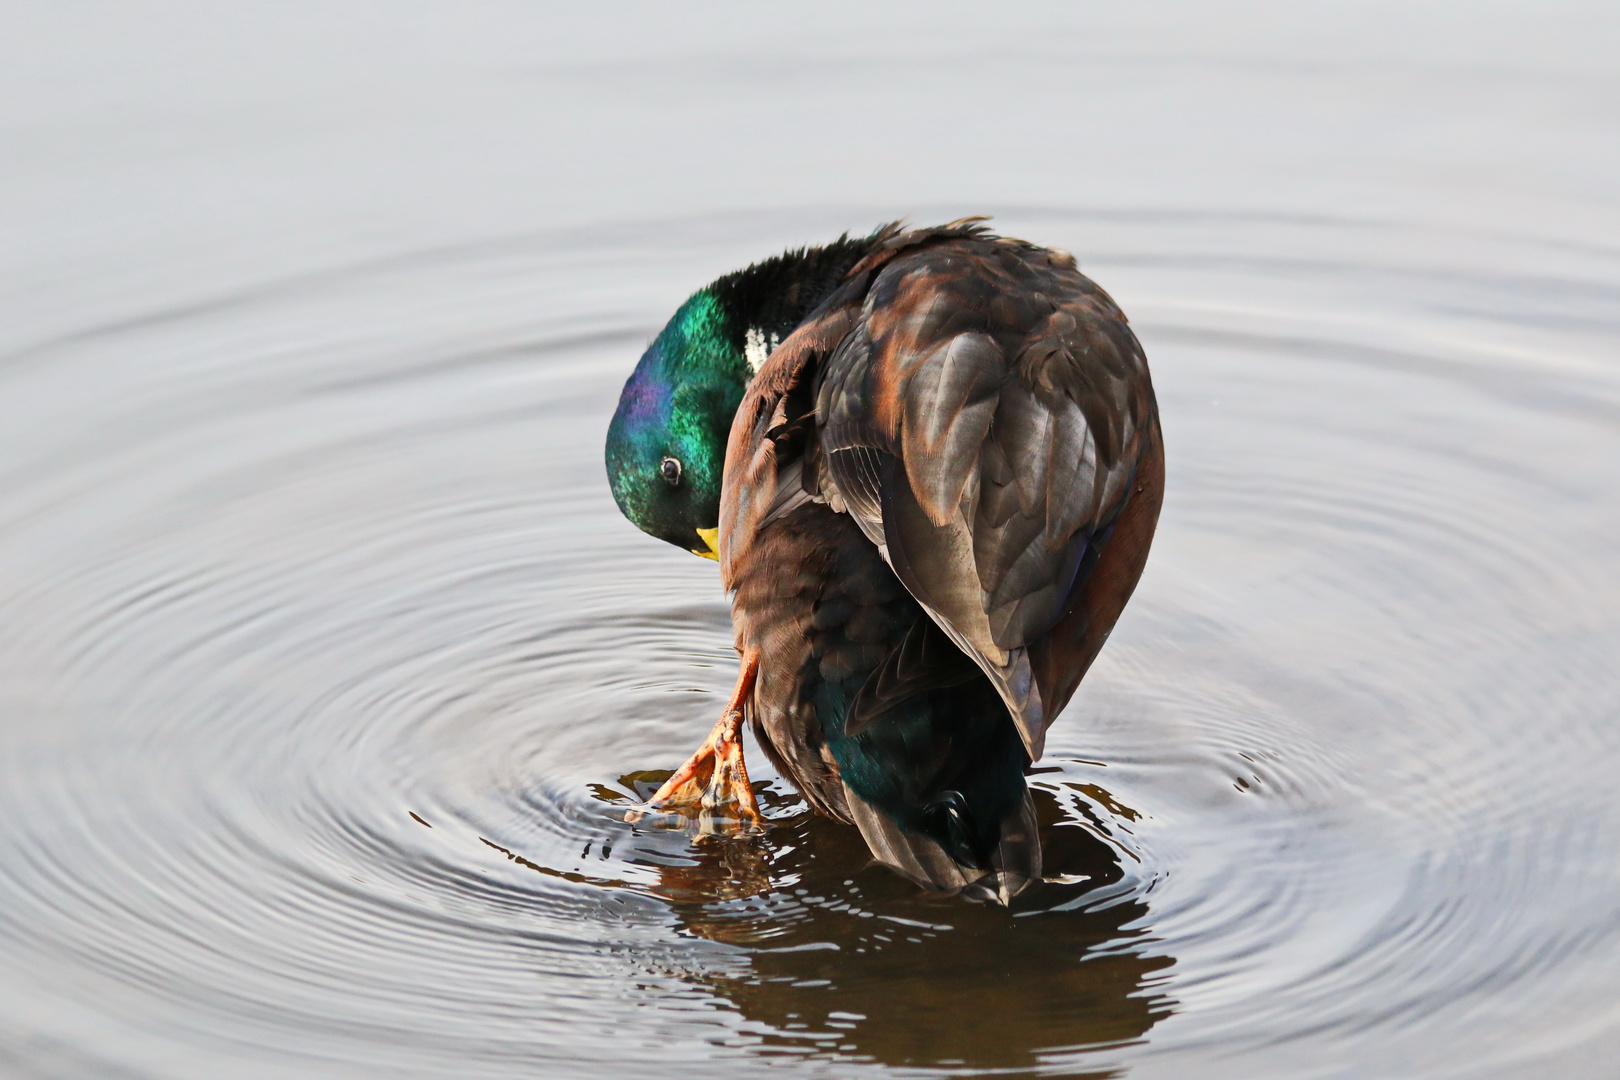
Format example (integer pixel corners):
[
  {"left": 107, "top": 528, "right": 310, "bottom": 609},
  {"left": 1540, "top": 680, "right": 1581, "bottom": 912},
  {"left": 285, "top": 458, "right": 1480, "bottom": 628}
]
[
  {"left": 843, "top": 784, "right": 1041, "bottom": 906},
  {"left": 845, "top": 785, "right": 978, "bottom": 892},
  {"left": 970, "top": 787, "right": 1041, "bottom": 905}
]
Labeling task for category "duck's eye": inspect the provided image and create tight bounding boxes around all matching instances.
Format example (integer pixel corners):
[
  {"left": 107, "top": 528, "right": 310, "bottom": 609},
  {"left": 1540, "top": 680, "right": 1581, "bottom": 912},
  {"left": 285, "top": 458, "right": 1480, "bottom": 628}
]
[{"left": 659, "top": 456, "right": 682, "bottom": 486}]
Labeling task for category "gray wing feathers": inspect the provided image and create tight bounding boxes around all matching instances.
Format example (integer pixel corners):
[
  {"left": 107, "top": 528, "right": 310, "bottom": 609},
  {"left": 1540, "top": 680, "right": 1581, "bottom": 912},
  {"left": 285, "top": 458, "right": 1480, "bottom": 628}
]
[
  {"left": 900, "top": 333, "right": 1000, "bottom": 526},
  {"left": 757, "top": 457, "right": 819, "bottom": 529},
  {"left": 813, "top": 247, "right": 1147, "bottom": 761},
  {"left": 819, "top": 339, "right": 1079, "bottom": 758},
  {"left": 977, "top": 381, "right": 1094, "bottom": 644}
]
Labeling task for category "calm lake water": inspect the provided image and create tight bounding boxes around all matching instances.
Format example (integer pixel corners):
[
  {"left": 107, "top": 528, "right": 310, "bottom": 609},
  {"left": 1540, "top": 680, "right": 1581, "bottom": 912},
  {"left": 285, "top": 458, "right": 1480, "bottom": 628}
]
[{"left": 3, "top": 4, "right": 1620, "bottom": 1078}]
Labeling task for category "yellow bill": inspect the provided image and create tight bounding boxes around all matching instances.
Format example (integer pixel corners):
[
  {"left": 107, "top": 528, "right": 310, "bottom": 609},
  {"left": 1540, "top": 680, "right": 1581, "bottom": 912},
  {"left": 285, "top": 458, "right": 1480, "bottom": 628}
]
[{"left": 692, "top": 526, "right": 720, "bottom": 560}]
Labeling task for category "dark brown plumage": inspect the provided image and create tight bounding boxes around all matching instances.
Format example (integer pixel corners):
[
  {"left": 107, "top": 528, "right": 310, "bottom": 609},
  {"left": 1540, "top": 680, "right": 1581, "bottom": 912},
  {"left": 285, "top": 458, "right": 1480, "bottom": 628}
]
[{"left": 689, "top": 221, "right": 1164, "bottom": 901}]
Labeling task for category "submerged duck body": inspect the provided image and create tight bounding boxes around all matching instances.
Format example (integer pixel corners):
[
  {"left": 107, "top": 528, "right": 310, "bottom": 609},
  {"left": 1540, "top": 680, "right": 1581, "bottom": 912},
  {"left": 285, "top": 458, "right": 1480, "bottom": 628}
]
[{"left": 607, "top": 221, "right": 1163, "bottom": 902}]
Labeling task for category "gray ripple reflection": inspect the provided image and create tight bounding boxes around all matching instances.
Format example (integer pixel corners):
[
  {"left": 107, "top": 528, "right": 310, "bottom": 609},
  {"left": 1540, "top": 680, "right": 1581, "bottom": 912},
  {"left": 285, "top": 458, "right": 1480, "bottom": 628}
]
[{"left": 0, "top": 210, "right": 1617, "bottom": 1079}]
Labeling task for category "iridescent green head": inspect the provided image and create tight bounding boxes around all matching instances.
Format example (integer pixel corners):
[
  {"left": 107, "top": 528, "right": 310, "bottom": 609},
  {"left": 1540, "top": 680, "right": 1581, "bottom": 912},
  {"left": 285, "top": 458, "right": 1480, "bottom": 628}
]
[
  {"left": 605, "top": 291, "right": 747, "bottom": 557},
  {"left": 605, "top": 230, "right": 886, "bottom": 558}
]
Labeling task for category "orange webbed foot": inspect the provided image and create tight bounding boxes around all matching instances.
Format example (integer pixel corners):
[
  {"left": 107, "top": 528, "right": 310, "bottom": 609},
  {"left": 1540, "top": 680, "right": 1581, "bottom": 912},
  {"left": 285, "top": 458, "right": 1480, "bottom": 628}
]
[{"left": 626, "top": 649, "right": 762, "bottom": 835}]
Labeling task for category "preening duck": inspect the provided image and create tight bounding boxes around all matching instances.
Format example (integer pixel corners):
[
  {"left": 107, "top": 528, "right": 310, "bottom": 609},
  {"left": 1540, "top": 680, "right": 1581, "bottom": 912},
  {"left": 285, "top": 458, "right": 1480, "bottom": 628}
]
[{"left": 606, "top": 220, "right": 1163, "bottom": 903}]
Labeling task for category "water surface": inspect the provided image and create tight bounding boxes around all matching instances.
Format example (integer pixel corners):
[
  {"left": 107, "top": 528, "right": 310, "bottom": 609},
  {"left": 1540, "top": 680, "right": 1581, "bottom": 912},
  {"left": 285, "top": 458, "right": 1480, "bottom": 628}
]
[{"left": 3, "top": 5, "right": 1620, "bottom": 1078}]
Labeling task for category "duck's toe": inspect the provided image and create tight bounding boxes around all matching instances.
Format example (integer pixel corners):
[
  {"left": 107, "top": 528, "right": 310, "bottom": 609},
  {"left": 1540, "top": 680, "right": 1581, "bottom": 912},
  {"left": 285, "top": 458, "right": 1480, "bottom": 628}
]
[{"left": 626, "top": 707, "right": 762, "bottom": 834}]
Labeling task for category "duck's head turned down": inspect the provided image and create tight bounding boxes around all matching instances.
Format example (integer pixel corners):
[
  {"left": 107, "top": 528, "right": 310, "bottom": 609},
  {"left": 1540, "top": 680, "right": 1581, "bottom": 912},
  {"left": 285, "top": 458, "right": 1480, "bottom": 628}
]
[
  {"left": 604, "top": 231, "right": 882, "bottom": 558},
  {"left": 603, "top": 219, "right": 1162, "bottom": 903}
]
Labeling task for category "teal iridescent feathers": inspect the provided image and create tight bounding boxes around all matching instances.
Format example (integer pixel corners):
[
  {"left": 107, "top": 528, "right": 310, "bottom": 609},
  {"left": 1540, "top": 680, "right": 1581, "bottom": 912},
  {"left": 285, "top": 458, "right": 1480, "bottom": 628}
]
[
  {"left": 604, "top": 220, "right": 1163, "bottom": 901},
  {"left": 605, "top": 291, "right": 748, "bottom": 554},
  {"left": 605, "top": 228, "right": 890, "bottom": 555}
]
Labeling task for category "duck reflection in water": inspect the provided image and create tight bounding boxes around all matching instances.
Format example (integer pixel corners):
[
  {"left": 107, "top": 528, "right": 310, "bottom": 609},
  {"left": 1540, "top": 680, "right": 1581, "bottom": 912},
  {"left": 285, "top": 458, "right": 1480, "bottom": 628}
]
[
  {"left": 607, "top": 221, "right": 1162, "bottom": 904},
  {"left": 602, "top": 778, "right": 1174, "bottom": 1074}
]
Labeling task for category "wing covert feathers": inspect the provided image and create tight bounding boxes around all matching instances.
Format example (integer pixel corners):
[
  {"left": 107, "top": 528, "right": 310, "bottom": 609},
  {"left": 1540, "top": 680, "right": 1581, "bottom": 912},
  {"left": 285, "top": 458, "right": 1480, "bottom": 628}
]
[
  {"left": 726, "top": 226, "right": 1158, "bottom": 760},
  {"left": 807, "top": 229, "right": 1158, "bottom": 759},
  {"left": 720, "top": 222, "right": 1162, "bottom": 900}
]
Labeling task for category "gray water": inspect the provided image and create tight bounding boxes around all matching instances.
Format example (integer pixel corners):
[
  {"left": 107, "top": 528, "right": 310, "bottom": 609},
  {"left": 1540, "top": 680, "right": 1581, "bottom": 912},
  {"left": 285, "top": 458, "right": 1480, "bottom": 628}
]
[{"left": 4, "top": 4, "right": 1620, "bottom": 1078}]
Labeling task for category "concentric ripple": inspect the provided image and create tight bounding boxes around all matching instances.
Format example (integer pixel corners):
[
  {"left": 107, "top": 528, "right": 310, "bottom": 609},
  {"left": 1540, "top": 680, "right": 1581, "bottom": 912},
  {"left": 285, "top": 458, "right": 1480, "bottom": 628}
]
[{"left": 0, "top": 210, "right": 1618, "bottom": 1079}]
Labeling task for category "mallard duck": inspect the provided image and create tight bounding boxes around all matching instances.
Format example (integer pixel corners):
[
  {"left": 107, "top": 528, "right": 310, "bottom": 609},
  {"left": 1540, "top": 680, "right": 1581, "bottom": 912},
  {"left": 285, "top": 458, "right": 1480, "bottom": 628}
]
[{"left": 606, "top": 220, "right": 1162, "bottom": 902}]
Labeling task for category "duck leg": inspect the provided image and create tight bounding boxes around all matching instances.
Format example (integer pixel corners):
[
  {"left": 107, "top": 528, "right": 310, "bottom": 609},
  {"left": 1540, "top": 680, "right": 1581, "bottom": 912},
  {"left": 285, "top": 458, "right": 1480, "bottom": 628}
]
[{"left": 629, "top": 648, "right": 762, "bottom": 832}]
